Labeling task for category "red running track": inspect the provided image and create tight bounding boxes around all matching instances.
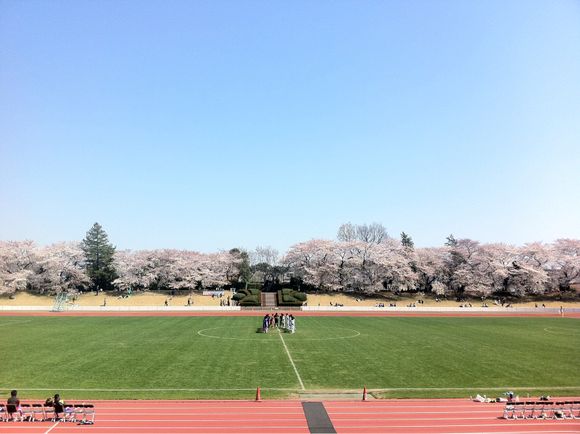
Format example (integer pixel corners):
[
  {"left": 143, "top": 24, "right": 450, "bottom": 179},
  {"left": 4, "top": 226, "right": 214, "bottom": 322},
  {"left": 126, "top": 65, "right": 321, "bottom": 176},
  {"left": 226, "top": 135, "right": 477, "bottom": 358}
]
[
  {"left": 1, "top": 399, "right": 578, "bottom": 434},
  {"left": 325, "top": 399, "right": 580, "bottom": 434}
]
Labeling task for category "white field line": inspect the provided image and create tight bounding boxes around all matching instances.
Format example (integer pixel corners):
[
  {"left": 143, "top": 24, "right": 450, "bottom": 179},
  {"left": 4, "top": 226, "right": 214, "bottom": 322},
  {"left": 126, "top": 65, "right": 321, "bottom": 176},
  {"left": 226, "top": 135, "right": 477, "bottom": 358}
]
[
  {"left": 197, "top": 326, "right": 360, "bottom": 341},
  {"left": 6, "top": 387, "right": 296, "bottom": 392},
  {"left": 278, "top": 331, "right": 305, "bottom": 391},
  {"left": 0, "top": 319, "right": 32, "bottom": 327},
  {"left": 5, "top": 385, "right": 579, "bottom": 392},
  {"left": 43, "top": 421, "right": 59, "bottom": 434},
  {"left": 369, "top": 386, "right": 580, "bottom": 391}
]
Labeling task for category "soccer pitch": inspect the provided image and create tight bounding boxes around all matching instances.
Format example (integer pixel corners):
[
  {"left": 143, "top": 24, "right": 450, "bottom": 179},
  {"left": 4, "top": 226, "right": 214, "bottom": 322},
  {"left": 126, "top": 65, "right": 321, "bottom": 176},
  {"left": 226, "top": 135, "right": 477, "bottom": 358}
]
[{"left": 0, "top": 315, "right": 578, "bottom": 400}]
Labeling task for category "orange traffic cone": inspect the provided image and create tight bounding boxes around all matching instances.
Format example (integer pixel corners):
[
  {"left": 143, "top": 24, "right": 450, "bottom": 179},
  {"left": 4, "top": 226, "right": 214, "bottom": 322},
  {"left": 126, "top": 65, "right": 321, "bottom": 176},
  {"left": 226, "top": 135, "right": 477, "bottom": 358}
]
[
  {"left": 362, "top": 386, "right": 367, "bottom": 401},
  {"left": 256, "top": 386, "right": 261, "bottom": 401}
]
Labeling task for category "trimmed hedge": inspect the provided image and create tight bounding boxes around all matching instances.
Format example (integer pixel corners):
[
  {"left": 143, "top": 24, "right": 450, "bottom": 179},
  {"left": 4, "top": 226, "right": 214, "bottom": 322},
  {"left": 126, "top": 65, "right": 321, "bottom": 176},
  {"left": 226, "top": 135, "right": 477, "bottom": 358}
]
[
  {"left": 240, "top": 295, "right": 259, "bottom": 306},
  {"left": 278, "top": 289, "right": 307, "bottom": 306},
  {"left": 233, "top": 288, "right": 261, "bottom": 306},
  {"left": 232, "top": 292, "right": 246, "bottom": 301},
  {"left": 293, "top": 292, "right": 307, "bottom": 302}
]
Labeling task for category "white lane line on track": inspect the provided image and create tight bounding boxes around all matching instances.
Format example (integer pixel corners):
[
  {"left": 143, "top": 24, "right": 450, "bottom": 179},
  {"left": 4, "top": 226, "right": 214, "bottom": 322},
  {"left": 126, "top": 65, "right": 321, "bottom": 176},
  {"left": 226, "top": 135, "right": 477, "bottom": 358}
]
[
  {"left": 43, "top": 421, "right": 59, "bottom": 434},
  {"left": 84, "top": 418, "right": 307, "bottom": 422},
  {"left": 76, "top": 413, "right": 577, "bottom": 427},
  {"left": 18, "top": 426, "right": 579, "bottom": 433},
  {"left": 33, "top": 425, "right": 311, "bottom": 430},
  {"left": 329, "top": 423, "right": 580, "bottom": 427},
  {"left": 278, "top": 330, "right": 305, "bottom": 391},
  {"left": 340, "top": 429, "right": 578, "bottom": 434}
]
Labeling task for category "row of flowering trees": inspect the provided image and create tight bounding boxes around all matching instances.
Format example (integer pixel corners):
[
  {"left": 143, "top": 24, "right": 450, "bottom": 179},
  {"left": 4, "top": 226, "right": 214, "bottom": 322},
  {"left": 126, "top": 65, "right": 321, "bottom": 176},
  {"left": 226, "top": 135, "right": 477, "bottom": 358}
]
[
  {"left": 0, "top": 241, "right": 242, "bottom": 296},
  {"left": 0, "top": 237, "right": 579, "bottom": 298},
  {"left": 283, "top": 238, "right": 580, "bottom": 297}
]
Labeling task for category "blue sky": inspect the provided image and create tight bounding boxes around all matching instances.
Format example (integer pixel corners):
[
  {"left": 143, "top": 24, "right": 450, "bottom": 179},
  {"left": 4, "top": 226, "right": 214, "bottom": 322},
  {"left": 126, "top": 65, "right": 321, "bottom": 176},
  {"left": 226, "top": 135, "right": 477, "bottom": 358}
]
[{"left": 1, "top": 0, "right": 579, "bottom": 253}]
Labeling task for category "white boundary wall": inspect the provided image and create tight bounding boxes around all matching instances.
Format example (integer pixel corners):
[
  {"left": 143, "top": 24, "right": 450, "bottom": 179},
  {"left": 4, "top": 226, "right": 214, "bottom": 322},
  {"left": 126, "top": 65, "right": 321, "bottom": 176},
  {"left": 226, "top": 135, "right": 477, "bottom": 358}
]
[{"left": 302, "top": 306, "right": 579, "bottom": 314}]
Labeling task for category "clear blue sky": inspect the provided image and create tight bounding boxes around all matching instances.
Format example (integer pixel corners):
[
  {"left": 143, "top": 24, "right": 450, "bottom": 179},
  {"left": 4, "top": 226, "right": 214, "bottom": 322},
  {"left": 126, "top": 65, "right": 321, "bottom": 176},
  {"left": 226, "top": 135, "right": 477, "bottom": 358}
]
[{"left": 1, "top": 0, "right": 579, "bottom": 253}]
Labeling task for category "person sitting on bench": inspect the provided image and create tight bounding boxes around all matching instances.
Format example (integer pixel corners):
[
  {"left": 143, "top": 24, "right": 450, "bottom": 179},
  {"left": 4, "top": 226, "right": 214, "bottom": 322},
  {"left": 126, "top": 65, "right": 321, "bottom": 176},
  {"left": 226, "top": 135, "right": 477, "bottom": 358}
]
[
  {"left": 53, "top": 394, "right": 65, "bottom": 421},
  {"left": 6, "top": 390, "right": 21, "bottom": 421}
]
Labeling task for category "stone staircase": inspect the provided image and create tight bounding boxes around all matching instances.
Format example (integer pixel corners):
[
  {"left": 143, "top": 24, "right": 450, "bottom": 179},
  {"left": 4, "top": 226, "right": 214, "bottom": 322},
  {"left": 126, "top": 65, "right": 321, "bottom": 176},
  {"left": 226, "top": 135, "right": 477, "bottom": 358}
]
[{"left": 261, "top": 292, "right": 277, "bottom": 308}]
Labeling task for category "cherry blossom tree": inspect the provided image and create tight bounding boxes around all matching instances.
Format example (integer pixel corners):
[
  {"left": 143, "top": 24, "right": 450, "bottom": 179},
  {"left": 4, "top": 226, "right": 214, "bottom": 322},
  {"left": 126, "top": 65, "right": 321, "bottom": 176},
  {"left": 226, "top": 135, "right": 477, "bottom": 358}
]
[
  {"left": 485, "top": 243, "right": 548, "bottom": 296},
  {"left": 113, "top": 250, "right": 160, "bottom": 291},
  {"left": 414, "top": 247, "right": 448, "bottom": 293},
  {"left": 0, "top": 240, "right": 37, "bottom": 295},
  {"left": 284, "top": 239, "right": 417, "bottom": 293},
  {"left": 28, "top": 242, "right": 89, "bottom": 294},
  {"left": 551, "top": 239, "right": 580, "bottom": 291},
  {"left": 113, "top": 248, "right": 240, "bottom": 291},
  {"left": 444, "top": 239, "right": 495, "bottom": 297},
  {"left": 284, "top": 239, "right": 341, "bottom": 291}
]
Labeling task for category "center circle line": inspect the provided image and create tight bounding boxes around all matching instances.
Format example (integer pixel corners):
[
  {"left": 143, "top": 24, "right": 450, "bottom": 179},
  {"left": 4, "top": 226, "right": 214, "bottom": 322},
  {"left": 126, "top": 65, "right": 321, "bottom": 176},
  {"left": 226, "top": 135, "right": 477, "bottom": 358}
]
[{"left": 197, "top": 326, "right": 361, "bottom": 341}]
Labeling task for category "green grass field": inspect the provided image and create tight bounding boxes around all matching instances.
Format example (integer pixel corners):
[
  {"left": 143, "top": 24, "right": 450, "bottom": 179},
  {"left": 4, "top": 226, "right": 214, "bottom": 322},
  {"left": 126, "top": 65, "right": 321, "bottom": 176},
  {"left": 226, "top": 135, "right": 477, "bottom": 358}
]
[{"left": 0, "top": 316, "right": 578, "bottom": 400}]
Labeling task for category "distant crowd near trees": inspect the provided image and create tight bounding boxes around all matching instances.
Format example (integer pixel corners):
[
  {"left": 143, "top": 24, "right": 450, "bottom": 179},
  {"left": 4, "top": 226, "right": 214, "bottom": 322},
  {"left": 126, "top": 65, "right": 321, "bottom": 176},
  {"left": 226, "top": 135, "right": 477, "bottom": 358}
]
[{"left": 0, "top": 222, "right": 579, "bottom": 300}]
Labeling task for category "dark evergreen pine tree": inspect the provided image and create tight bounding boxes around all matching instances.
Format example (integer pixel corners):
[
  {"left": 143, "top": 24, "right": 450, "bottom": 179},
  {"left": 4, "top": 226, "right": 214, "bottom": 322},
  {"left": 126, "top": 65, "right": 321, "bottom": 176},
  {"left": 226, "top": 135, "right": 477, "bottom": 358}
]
[
  {"left": 238, "top": 250, "right": 253, "bottom": 290},
  {"left": 401, "top": 232, "right": 414, "bottom": 249},
  {"left": 81, "top": 222, "right": 117, "bottom": 291},
  {"left": 445, "top": 234, "right": 458, "bottom": 247}
]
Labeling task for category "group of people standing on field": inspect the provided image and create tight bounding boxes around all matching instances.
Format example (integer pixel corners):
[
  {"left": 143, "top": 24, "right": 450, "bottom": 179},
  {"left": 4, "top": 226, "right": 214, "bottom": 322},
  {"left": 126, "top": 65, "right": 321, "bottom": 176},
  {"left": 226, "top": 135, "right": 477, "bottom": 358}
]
[{"left": 262, "top": 312, "right": 296, "bottom": 333}]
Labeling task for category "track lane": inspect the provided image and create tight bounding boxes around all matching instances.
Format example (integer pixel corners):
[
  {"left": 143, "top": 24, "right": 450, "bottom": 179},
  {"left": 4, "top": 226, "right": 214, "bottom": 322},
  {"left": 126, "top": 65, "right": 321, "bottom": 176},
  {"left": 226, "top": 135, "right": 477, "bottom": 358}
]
[{"left": 1, "top": 399, "right": 578, "bottom": 434}]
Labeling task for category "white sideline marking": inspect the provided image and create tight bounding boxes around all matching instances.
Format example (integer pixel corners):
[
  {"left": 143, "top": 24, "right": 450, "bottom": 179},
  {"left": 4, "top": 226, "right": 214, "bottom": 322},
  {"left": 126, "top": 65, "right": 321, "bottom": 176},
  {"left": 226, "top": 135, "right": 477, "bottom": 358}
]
[
  {"left": 278, "top": 331, "right": 305, "bottom": 391},
  {"left": 44, "top": 421, "right": 59, "bottom": 434},
  {"left": 0, "top": 320, "right": 32, "bottom": 327},
  {"left": 371, "top": 386, "right": 580, "bottom": 391},
  {"left": 6, "top": 387, "right": 296, "bottom": 392},
  {"left": 5, "top": 385, "right": 579, "bottom": 392},
  {"left": 544, "top": 327, "right": 579, "bottom": 335}
]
